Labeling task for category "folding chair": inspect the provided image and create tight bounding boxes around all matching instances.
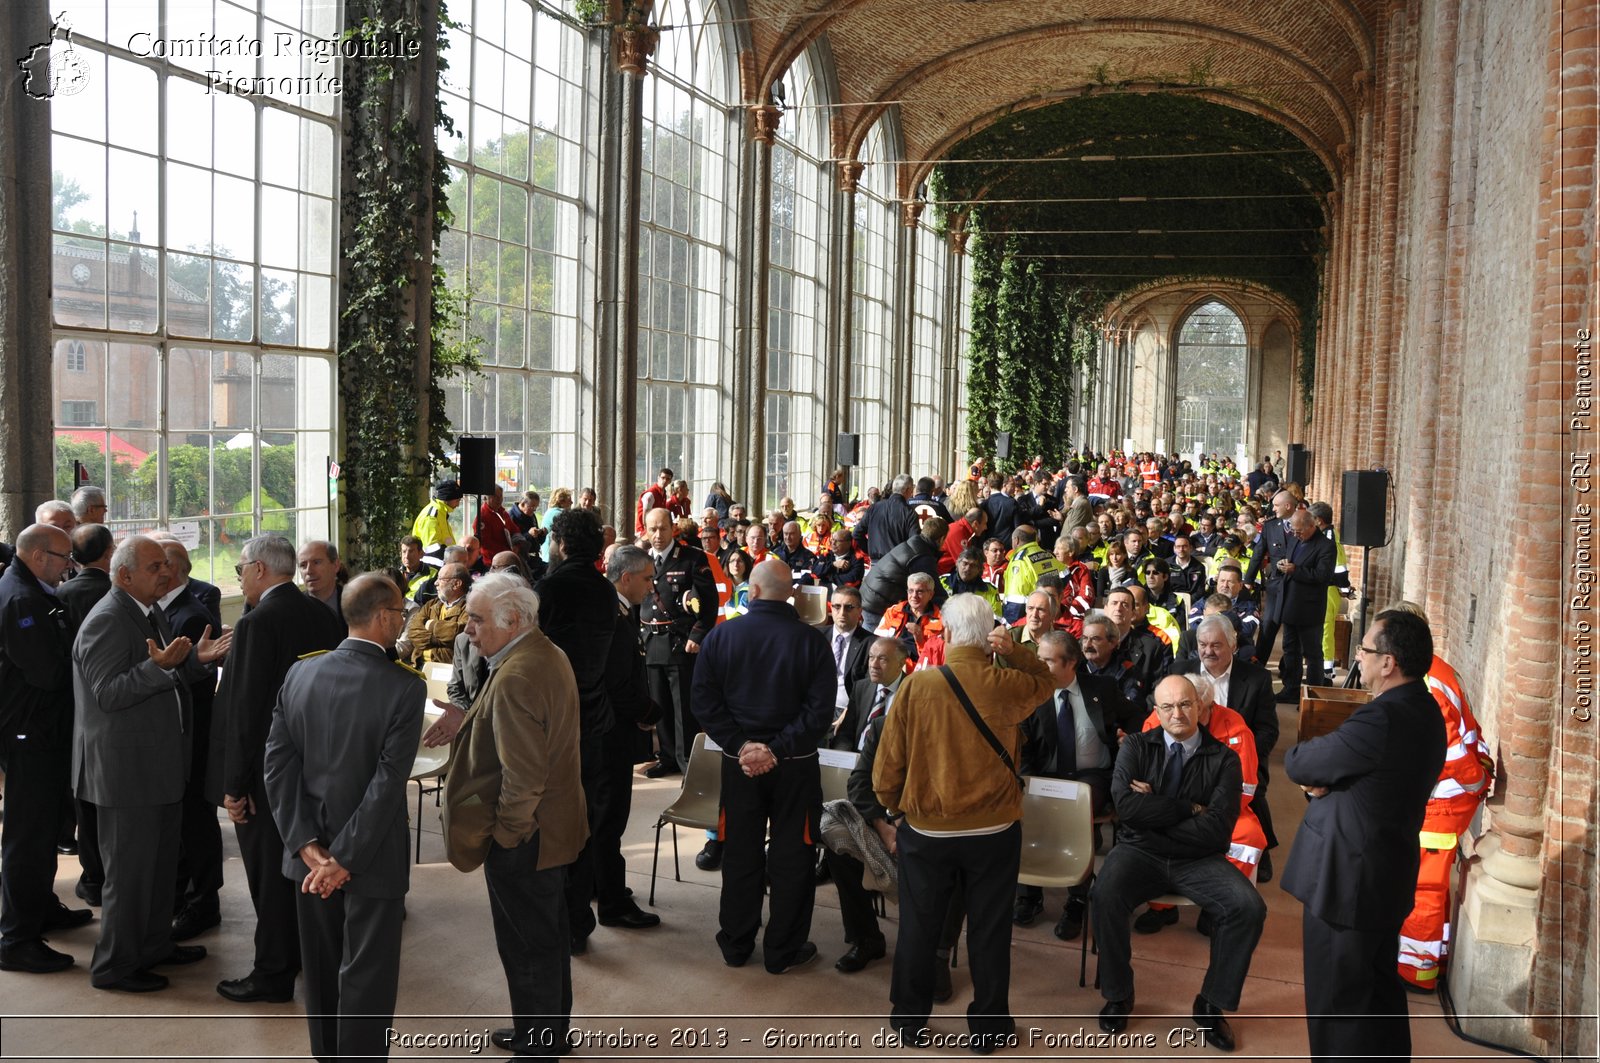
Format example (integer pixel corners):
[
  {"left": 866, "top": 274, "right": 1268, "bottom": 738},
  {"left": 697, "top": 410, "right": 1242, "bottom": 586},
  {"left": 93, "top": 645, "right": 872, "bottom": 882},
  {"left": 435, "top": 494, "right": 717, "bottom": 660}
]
[
  {"left": 649, "top": 732, "right": 723, "bottom": 905},
  {"left": 818, "top": 748, "right": 858, "bottom": 804},
  {"left": 1017, "top": 775, "right": 1097, "bottom": 986},
  {"left": 410, "top": 699, "right": 452, "bottom": 863}
]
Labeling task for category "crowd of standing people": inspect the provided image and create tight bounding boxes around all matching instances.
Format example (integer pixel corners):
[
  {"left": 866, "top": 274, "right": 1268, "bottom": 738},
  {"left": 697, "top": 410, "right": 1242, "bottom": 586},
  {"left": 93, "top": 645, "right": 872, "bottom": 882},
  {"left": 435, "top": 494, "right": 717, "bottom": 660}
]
[{"left": 0, "top": 449, "right": 1492, "bottom": 1060}]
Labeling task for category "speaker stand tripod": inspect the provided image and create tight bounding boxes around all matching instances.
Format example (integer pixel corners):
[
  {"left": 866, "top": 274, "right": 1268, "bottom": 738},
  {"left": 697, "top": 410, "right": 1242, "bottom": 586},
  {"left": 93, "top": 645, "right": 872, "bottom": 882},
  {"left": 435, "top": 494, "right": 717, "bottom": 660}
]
[{"left": 1342, "top": 543, "right": 1375, "bottom": 689}]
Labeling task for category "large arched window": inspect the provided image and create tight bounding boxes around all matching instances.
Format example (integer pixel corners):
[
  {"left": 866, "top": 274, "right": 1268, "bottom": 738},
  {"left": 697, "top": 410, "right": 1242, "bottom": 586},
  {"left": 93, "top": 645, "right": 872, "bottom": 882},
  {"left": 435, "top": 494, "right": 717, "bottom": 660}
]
[
  {"left": 638, "top": 0, "right": 732, "bottom": 496},
  {"left": 765, "top": 48, "right": 827, "bottom": 507},
  {"left": 49, "top": 0, "right": 338, "bottom": 594},
  {"left": 851, "top": 121, "right": 896, "bottom": 490},
  {"left": 438, "top": 0, "right": 588, "bottom": 519},
  {"left": 1174, "top": 300, "right": 1248, "bottom": 457}
]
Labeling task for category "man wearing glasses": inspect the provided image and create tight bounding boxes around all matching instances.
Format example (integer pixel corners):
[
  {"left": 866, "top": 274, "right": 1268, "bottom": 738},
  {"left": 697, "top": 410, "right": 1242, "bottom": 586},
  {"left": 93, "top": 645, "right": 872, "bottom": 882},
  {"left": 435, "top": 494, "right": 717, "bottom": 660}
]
[
  {"left": 1091, "top": 674, "right": 1266, "bottom": 1051},
  {"left": 1283, "top": 610, "right": 1447, "bottom": 1062},
  {"left": 0, "top": 524, "right": 91, "bottom": 975},
  {"left": 209, "top": 535, "right": 344, "bottom": 1004}
]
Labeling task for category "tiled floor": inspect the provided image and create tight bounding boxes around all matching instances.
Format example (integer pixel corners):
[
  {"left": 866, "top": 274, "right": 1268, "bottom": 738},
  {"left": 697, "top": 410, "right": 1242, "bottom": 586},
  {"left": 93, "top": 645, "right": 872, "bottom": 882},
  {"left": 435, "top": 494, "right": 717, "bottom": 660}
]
[{"left": 0, "top": 696, "right": 1517, "bottom": 1061}]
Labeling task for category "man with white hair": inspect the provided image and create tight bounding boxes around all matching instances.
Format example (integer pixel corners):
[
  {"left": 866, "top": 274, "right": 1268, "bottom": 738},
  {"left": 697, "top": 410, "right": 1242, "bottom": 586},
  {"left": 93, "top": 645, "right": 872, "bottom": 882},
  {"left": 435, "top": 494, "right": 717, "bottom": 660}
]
[
  {"left": 34, "top": 499, "right": 76, "bottom": 533},
  {"left": 853, "top": 474, "right": 920, "bottom": 562},
  {"left": 444, "top": 572, "right": 587, "bottom": 1056},
  {"left": 70, "top": 485, "right": 109, "bottom": 525},
  {"left": 1172, "top": 614, "right": 1281, "bottom": 881},
  {"left": 692, "top": 559, "right": 835, "bottom": 973},
  {"left": 874, "top": 594, "right": 1054, "bottom": 1052}
]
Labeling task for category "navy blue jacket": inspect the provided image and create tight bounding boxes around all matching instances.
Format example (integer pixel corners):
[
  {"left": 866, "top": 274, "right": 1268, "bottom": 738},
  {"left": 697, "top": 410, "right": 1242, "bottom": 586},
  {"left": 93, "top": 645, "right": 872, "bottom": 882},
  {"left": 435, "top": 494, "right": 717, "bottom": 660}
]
[{"left": 691, "top": 598, "right": 834, "bottom": 759}]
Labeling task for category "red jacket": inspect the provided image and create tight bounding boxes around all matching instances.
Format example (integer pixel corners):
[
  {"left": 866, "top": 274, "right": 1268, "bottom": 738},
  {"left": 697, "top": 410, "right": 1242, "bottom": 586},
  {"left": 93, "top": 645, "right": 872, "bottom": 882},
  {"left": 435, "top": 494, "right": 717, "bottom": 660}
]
[
  {"left": 941, "top": 518, "right": 979, "bottom": 574},
  {"left": 475, "top": 502, "right": 520, "bottom": 565},
  {"left": 636, "top": 484, "right": 667, "bottom": 535}
]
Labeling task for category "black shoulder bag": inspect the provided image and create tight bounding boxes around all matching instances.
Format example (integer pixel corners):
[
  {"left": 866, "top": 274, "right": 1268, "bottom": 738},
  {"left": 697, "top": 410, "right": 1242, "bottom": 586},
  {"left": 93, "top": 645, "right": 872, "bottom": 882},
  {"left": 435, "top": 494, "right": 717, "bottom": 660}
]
[{"left": 936, "top": 665, "right": 1024, "bottom": 791}]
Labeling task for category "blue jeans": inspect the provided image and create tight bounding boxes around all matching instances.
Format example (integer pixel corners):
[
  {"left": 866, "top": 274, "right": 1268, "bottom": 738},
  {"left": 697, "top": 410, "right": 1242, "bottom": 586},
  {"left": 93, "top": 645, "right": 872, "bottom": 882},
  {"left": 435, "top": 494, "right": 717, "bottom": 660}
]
[
  {"left": 484, "top": 835, "right": 571, "bottom": 1054},
  {"left": 1091, "top": 843, "right": 1265, "bottom": 1010}
]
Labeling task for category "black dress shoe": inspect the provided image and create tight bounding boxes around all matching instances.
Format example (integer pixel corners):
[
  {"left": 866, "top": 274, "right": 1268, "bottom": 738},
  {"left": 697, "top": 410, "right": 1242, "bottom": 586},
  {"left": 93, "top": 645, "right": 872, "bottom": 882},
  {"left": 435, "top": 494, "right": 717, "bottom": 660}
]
[
  {"left": 1133, "top": 905, "right": 1179, "bottom": 934},
  {"left": 769, "top": 941, "right": 818, "bottom": 973},
  {"left": 1053, "top": 902, "right": 1085, "bottom": 941},
  {"left": 1192, "top": 994, "right": 1236, "bottom": 1051},
  {"left": 172, "top": 904, "right": 221, "bottom": 941},
  {"left": 1274, "top": 687, "right": 1300, "bottom": 704},
  {"left": 42, "top": 901, "right": 94, "bottom": 931},
  {"left": 597, "top": 904, "right": 661, "bottom": 929},
  {"left": 153, "top": 944, "right": 207, "bottom": 966},
  {"left": 0, "top": 939, "right": 74, "bottom": 973},
  {"left": 1012, "top": 894, "right": 1044, "bottom": 926},
  {"left": 56, "top": 840, "right": 79, "bottom": 856},
  {"left": 96, "top": 969, "right": 169, "bottom": 993},
  {"left": 1255, "top": 851, "right": 1274, "bottom": 883},
  {"left": 74, "top": 880, "right": 102, "bottom": 907},
  {"left": 217, "top": 974, "right": 294, "bottom": 1003},
  {"left": 834, "top": 938, "right": 886, "bottom": 973},
  {"left": 644, "top": 760, "right": 680, "bottom": 779},
  {"left": 1098, "top": 997, "right": 1133, "bottom": 1034},
  {"left": 695, "top": 839, "right": 724, "bottom": 871},
  {"left": 814, "top": 851, "right": 832, "bottom": 884},
  {"left": 492, "top": 1028, "right": 518, "bottom": 1051},
  {"left": 570, "top": 935, "right": 588, "bottom": 956}
]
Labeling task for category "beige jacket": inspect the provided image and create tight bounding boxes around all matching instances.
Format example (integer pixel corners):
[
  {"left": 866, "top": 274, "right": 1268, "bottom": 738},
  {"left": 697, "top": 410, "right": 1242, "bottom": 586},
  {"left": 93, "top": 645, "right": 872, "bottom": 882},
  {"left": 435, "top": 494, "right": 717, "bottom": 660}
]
[{"left": 442, "top": 627, "right": 587, "bottom": 871}]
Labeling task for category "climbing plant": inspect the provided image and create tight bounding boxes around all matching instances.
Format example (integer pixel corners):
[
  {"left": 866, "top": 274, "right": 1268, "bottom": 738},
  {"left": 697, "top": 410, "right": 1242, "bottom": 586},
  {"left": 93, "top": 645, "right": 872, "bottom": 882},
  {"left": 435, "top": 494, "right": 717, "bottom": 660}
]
[
  {"left": 964, "top": 221, "right": 1002, "bottom": 462},
  {"left": 338, "top": 0, "right": 480, "bottom": 573}
]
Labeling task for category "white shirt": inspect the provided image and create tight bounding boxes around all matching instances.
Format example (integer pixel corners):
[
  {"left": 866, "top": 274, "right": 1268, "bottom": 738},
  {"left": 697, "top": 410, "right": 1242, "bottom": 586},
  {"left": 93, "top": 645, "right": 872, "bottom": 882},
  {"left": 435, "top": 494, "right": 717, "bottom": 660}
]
[
  {"left": 1203, "top": 661, "right": 1233, "bottom": 711},
  {"left": 1058, "top": 680, "right": 1109, "bottom": 771}
]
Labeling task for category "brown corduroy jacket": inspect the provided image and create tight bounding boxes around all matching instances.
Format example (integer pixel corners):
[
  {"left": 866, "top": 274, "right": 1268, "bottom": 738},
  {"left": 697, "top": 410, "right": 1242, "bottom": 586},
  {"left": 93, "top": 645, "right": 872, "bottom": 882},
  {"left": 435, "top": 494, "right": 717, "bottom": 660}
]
[{"left": 442, "top": 627, "right": 587, "bottom": 872}]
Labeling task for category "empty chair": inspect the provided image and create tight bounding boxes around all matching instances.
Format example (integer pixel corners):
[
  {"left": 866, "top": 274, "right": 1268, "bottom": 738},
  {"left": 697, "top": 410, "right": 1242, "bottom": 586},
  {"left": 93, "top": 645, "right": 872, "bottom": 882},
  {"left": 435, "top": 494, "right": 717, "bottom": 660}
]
[{"left": 649, "top": 732, "right": 723, "bottom": 904}]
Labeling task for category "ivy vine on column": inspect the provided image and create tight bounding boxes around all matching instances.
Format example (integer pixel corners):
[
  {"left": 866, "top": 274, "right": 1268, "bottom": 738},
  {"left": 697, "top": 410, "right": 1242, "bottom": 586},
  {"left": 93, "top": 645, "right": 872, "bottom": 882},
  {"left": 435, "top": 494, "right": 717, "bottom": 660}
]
[{"left": 338, "top": 0, "right": 479, "bottom": 572}]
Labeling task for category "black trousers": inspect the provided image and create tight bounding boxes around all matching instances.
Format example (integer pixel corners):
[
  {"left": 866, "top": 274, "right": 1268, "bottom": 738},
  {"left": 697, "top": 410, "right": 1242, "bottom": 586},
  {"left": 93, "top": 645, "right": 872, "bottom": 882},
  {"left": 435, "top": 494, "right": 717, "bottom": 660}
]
[
  {"left": 233, "top": 782, "right": 300, "bottom": 982},
  {"left": 0, "top": 737, "right": 68, "bottom": 947},
  {"left": 484, "top": 834, "right": 571, "bottom": 1055},
  {"left": 175, "top": 706, "right": 221, "bottom": 909},
  {"left": 645, "top": 646, "right": 697, "bottom": 770},
  {"left": 92, "top": 802, "right": 181, "bottom": 985},
  {"left": 716, "top": 755, "right": 819, "bottom": 971},
  {"left": 1302, "top": 909, "right": 1411, "bottom": 1063},
  {"left": 892, "top": 822, "right": 1020, "bottom": 1041},
  {"left": 296, "top": 889, "right": 405, "bottom": 1063},
  {"left": 76, "top": 798, "right": 104, "bottom": 891},
  {"left": 827, "top": 847, "right": 965, "bottom": 949},
  {"left": 563, "top": 731, "right": 608, "bottom": 940},
  {"left": 1255, "top": 757, "right": 1280, "bottom": 849},
  {"left": 1279, "top": 619, "right": 1325, "bottom": 693},
  {"left": 590, "top": 720, "right": 641, "bottom": 914}
]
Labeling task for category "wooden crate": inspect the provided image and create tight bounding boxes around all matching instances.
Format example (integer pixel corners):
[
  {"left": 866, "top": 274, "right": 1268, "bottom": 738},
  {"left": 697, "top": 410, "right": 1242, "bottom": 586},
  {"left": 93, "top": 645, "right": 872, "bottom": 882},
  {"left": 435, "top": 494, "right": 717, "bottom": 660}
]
[
  {"left": 1297, "top": 685, "right": 1372, "bottom": 743},
  {"left": 1332, "top": 616, "right": 1352, "bottom": 668}
]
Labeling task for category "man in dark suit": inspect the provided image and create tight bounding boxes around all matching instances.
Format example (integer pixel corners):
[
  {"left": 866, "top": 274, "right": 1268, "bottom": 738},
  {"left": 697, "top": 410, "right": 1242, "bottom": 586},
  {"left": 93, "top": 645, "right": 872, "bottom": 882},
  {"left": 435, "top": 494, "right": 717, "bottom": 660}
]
[
  {"left": 640, "top": 507, "right": 718, "bottom": 781},
  {"left": 263, "top": 574, "right": 425, "bottom": 1061},
  {"left": 853, "top": 475, "right": 920, "bottom": 562},
  {"left": 1243, "top": 491, "right": 1297, "bottom": 689},
  {"left": 1172, "top": 614, "right": 1282, "bottom": 879},
  {"left": 823, "top": 586, "right": 875, "bottom": 735},
  {"left": 74, "top": 535, "right": 230, "bottom": 992},
  {"left": 828, "top": 636, "right": 906, "bottom": 753},
  {"left": 210, "top": 534, "right": 344, "bottom": 1003},
  {"left": 297, "top": 539, "right": 347, "bottom": 632},
  {"left": 59, "top": 523, "right": 116, "bottom": 909},
  {"left": 1014, "top": 630, "right": 1139, "bottom": 939},
  {"left": 591, "top": 546, "right": 662, "bottom": 931},
  {"left": 0, "top": 524, "right": 91, "bottom": 975},
  {"left": 1268, "top": 510, "right": 1336, "bottom": 704},
  {"left": 157, "top": 541, "right": 227, "bottom": 940},
  {"left": 1283, "top": 610, "right": 1447, "bottom": 1062},
  {"left": 983, "top": 475, "right": 1019, "bottom": 548},
  {"left": 535, "top": 507, "right": 616, "bottom": 951}
]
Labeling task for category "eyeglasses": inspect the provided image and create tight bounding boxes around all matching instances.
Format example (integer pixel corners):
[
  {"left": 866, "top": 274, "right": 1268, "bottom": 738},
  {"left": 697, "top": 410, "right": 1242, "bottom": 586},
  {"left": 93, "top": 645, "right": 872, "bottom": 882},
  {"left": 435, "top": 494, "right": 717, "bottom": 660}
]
[
  {"left": 382, "top": 607, "right": 406, "bottom": 618},
  {"left": 42, "top": 549, "right": 71, "bottom": 561},
  {"left": 234, "top": 559, "right": 261, "bottom": 576},
  {"left": 1356, "top": 643, "right": 1387, "bottom": 657},
  {"left": 1154, "top": 700, "right": 1198, "bottom": 714}
]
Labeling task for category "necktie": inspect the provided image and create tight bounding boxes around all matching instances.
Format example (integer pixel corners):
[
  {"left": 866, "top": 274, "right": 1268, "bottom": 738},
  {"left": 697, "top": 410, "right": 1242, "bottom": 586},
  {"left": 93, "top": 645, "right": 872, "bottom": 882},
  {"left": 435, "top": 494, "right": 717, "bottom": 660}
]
[
  {"left": 834, "top": 633, "right": 847, "bottom": 673},
  {"left": 473, "top": 656, "right": 490, "bottom": 696},
  {"left": 860, "top": 686, "right": 890, "bottom": 750},
  {"left": 147, "top": 607, "right": 186, "bottom": 734},
  {"left": 1162, "top": 743, "right": 1186, "bottom": 797},
  {"left": 1055, "top": 690, "right": 1077, "bottom": 775}
]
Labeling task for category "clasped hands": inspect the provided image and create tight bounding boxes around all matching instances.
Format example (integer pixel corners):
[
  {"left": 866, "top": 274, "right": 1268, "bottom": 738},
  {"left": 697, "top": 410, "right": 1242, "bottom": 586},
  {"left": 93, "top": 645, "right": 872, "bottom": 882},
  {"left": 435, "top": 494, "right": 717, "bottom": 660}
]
[
  {"left": 737, "top": 741, "right": 776, "bottom": 777},
  {"left": 297, "top": 842, "right": 350, "bottom": 898},
  {"left": 146, "top": 624, "right": 232, "bottom": 668}
]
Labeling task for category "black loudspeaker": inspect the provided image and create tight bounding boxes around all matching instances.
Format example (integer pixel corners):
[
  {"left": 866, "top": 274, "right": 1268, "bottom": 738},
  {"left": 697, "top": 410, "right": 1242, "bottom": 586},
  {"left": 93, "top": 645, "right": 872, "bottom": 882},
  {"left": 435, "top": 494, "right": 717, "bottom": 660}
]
[
  {"left": 457, "top": 436, "right": 497, "bottom": 494},
  {"left": 1286, "top": 445, "right": 1311, "bottom": 487},
  {"left": 837, "top": 433, "right": 860, "bottom": 467},
  {"left": 996, "top": 432, "right": 1012, "bottom": 461},
  {"left": 1340, "top": 469, "right": 1389, "bottom": 547}
]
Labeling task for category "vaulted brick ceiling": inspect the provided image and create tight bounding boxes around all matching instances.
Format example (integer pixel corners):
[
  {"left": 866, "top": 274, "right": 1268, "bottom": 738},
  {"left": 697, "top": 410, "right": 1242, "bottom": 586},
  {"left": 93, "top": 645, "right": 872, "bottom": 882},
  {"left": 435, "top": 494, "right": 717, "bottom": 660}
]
[{"left": 737, "top": 0, "right": 1374, "bottom": 307}]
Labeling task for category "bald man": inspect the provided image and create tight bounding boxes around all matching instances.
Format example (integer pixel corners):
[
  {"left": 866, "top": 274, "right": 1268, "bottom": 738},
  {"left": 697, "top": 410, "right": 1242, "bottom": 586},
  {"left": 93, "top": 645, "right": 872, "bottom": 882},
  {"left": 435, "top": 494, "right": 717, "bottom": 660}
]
[{"left": 692, "top": 560, "right": 835, "bottom": 972}]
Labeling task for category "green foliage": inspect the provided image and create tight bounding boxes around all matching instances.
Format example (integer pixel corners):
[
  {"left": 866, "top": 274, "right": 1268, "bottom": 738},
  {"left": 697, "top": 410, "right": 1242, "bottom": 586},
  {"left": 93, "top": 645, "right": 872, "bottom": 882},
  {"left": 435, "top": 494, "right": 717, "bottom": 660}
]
[
  {"left": 339, "top": 0, "right": 479, "bottom": 573},
  {"left": 53, "top": 436, "right": 133, "bottom": 503},
  {"left": 964, "top": 223, "right": 1002, "bottom": 462}
]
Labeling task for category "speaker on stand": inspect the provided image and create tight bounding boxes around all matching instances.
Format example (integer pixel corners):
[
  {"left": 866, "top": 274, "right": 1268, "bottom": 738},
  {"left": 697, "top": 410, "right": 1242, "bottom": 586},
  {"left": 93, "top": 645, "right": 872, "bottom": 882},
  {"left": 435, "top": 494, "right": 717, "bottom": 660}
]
[
  {"left": 457, "top": 436, "right": 497, "bottom": 544},
  {"left": 995, "top": 432, "right": 1012, "bottom": 462},
  {"left": 1285, "top": 444, "right": 1311, "bottom": 488},
  {"left": 836, "top": 433, "right": 860, "bottom": 468},
  {"left": 1339, "top": 468, "right": 1390, "bottom": 687}
]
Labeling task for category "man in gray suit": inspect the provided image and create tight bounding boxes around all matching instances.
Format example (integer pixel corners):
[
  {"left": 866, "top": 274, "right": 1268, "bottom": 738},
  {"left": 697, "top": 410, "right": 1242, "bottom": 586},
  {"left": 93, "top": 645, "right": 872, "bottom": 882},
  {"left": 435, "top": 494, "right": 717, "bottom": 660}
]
[
  {"left": 264, "top": 574, "right": 425, "bottom": 1061},
  {"left": 74, "top": 535, "right": 230, "bottom": 992}
]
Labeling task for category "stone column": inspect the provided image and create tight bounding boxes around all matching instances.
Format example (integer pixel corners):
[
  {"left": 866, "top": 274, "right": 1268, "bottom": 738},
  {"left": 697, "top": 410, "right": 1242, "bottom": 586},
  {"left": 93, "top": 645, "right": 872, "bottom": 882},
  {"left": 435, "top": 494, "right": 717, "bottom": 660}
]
[
  {"left": 831, "top": 162, "right": 864, "bottom": 442},
  {"left": 743, "top": 103, "right": 779, "bottom": 509},
  {"left": 604, "top": 4, "right": 656, "bottom": 522},
  {"left": 0, "top": 0, "right": 61, "bottom": 538},
  {"left": 941, "top": 227, "right": 967, "bottom": 473}
]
